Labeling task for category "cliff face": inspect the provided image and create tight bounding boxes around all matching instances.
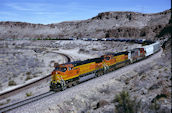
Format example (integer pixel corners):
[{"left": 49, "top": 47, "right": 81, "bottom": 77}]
[{"left": 0, "top": 9, "right": 171, "bottom": 40}]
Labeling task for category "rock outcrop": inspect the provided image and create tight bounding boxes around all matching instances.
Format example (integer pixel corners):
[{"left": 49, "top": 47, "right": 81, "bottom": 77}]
[{"left": 0, "top": 9, "right": 171, "bottom": 40}]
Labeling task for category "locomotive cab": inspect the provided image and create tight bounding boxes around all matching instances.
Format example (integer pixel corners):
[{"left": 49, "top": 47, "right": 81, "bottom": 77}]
[
  {"left": 50, "top": 63, "right": 79, "bottom": 91},
  {"left": 50, "top": 64, "right": 69, "bottom": 91},
  {"left": 51, "top": 64, "right": 75, "bottom": 81}
]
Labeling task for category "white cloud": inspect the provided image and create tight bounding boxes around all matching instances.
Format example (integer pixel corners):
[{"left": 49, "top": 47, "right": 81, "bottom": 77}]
[
  {"left": 5, "top": 2, "right": 97, "bottom": 12},
  {"left": 0, "top": 1, "right": 109, "bottom": 24},
  {"left": 5, "top": 2, "right": 52, "bottom": 11},
  {"left": 34, "top": 11, "right": 67, "bottom": 15}
]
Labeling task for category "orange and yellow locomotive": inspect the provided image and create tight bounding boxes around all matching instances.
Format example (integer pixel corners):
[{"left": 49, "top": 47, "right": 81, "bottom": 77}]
[{"left": 50, "top": 51, "right": 131, "bottom": 91}]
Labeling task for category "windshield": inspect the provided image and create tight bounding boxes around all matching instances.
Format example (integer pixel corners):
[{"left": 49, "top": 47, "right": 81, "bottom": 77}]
[{"left": 55, "top": 67, "right": 67, "bottom": 72}]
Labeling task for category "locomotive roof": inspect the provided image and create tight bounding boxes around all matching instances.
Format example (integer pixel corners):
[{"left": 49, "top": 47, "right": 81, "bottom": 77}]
[
  {"left": 105, "top": 51, "right": 128, "bottom": 56},
  {"left": 66, "top": 57, "right": 103, "bottom": 67},
  {"left": 63, "top": 51, "right": 129, "bottom": 67}
]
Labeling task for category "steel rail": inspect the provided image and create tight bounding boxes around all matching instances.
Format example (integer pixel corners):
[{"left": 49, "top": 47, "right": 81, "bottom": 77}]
[
  {"left": 0, "top": 91, "right": 55, "bottom": 113},
  {"left": 0, "top": 52, "right": 71, "bottom": 100},
  {"left": 0, "top": 38, "right": 160, "bottom": 112}
]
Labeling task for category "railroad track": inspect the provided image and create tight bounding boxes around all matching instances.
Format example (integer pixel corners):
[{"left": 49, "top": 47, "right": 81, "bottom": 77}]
[
  {"left": 0, "top": 49, "right": 162, "bottom": 113},
  {"left": 0, "top": 52, "right": 72, "bottom": 112},
  {"left": 0, "top": 38, "right": 160, "bottom": 112},
  {"left": 52, "top": 52, "right": 72, "bottom": 63},
  {"left": 0, "top": 91, "right": 55, "bottom": 113},
  {"left": 0, "top": 52, "right": 71, "bottom": 100}
]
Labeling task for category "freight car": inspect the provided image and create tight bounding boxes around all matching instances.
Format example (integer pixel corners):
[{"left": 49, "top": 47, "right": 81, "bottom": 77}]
[
  {"left": 50, "top": 40, "right": 160, "bottom": 91},
  {"left": 143, "top": 42, "right": 160, "bottom": 56}
]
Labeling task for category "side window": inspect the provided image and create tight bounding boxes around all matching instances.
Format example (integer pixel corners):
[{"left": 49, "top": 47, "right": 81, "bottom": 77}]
[
  {"left": 61, "top": 67, "right": 67, "bottom": 72},
  {"left": 68, "top": 67, "right": 72, "bottom": 71},
  {"left": 55, "top": 67, "right": 59, "bottom": 70}
]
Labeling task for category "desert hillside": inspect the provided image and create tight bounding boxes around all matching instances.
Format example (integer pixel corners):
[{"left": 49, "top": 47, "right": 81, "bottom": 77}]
[
  {"left": 0, "top": 9, "right": 171, "bottom": 40},
  {"left": 0, "top": 9, "right": 171, "bottom": 113}
]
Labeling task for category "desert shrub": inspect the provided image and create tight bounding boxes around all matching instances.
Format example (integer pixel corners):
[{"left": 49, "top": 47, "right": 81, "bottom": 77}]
[
  {"left": 0, "top": 102, "right": 5, "bottom": 106},
  {"left": 79, "top": 48, "right": 89, "bottom": 53},
  {"left": 105, "top": 32, "right": 110, "bottom": 38},
  {"left": 150, "top": 99, "right": 160, "bottom": 112},
  {"left": 151, "top": 93, "right": 168, "bottom": 103},
  {"left": 0, "top": 99, "right": 11, "bottom": 106},
  {"left": 79, "top": 48, "right": 85, "bottom": 52},
  {"left": 8, "top": 80, "right": 17, "bottom": 86},
  {"left": 164, "top": 68, "right": 168, "bottom": 71},
  {"left": 26, "top": 71, "right": 31, "bottom": 75},
  {"left": 25, "top": 75, "right": 32, "bottom": 81},
  {"left": 26, "top": 92, "right": 32, "bottom": 97},
  {"left": 114, "top": 91, "right": 141, "bottom": 113},
  {"left": 150, "top": 92, "right": 171, "bottom": 113},
  {"left": 149, "top": 83, "right": 160, "bottom": 90},
  {"left": 140, "top": 31, "right": 146, "bottom": 37},
  {"left": 92, "top": 48, "right": 98, "bottom": 51},
  {"left": 13, "top": 74, "right": 17, "bottom": 78},
  {"left": 33, "top": 74, "right": 38, "bottom": 78},
  {"left": 6, "top": 99, "right": 11, "bottom": 103},
  {"left": 37, "top": 38, "right": 43, "bottom": 40}
]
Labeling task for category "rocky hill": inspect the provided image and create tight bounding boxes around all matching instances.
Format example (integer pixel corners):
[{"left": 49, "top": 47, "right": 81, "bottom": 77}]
[{"left": 0, "top": 9, "right": 171, "bottom": 40}]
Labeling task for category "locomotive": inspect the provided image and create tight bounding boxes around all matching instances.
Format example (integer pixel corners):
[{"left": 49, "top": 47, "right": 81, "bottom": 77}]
[{"left": 50, "top": 41, "right": 160, "bottom": 91}]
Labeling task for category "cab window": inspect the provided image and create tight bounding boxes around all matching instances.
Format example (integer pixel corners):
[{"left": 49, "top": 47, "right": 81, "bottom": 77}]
[
  {"left": 68, "top": 67, "right": 72, "bottom": 71},
  {"left": 61, "top": 67, "right": 67, "bottom": 72},
  {"left": 55, "top": 67, "right": 67, "bottom": 72},
  {"left": 105, "top": 57, "right": 110, "bottom": 60},
  {"left": 55, "top": 67, "right": 60, "bottom": 70}
]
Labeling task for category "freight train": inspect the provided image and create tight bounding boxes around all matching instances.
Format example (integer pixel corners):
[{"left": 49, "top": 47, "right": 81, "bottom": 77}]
[{"left": 50, "top": 40, "right": 160, "bottom": 91}]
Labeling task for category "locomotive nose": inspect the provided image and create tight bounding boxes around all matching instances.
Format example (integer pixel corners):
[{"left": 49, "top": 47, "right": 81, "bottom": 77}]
[
  {"left": 51, "top": 71, "right": 57, "bottom": 82},
  {"left": 51, "top": 71, "right": 62, "bottom": 83}
]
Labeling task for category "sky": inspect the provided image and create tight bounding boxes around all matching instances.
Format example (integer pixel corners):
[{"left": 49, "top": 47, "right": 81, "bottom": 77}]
[{"left": 0, "top": 0, "right": 171, "bottom": 24}]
